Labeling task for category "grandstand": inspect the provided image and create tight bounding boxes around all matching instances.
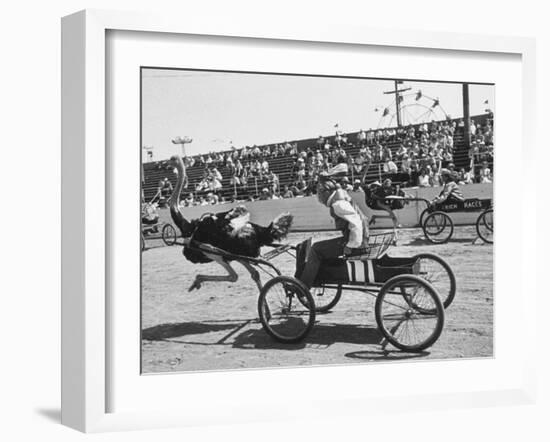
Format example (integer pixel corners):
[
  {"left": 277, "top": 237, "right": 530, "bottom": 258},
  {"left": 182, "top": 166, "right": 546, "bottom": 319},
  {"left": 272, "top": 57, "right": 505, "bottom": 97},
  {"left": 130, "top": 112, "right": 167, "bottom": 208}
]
[{"left": 142, "top": 114, "right": 492, "bottom": 203}]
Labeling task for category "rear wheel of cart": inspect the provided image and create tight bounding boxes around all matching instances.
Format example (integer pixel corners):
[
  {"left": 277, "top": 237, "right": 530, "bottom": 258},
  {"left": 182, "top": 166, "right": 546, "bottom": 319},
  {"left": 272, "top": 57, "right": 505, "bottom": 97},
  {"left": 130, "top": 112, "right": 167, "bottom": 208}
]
[
  {"left": 258, "top": 276, "right": 316, "bottom": 343},
  {"left": 375, "top": 275, "right": 444, "bottom": 352},
  {"left": 423, "top": 211, "right": 454, "bottom": 244},
  {"left": 476, "top": 208, "right": 493, "bottom": 244},
  {"left": 161, "top": 223, "right": 177, "bottom": 246},
  {"left": 412, "top": 253, "right": 456, "bottom": 309}
]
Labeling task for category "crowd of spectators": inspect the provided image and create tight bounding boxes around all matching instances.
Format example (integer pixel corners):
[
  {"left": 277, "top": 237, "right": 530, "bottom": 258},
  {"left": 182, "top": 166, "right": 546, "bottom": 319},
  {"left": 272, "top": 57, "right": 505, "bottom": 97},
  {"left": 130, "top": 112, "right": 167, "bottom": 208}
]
[{"left": 151, "top": 116, "right": 494, "bottom": 206}]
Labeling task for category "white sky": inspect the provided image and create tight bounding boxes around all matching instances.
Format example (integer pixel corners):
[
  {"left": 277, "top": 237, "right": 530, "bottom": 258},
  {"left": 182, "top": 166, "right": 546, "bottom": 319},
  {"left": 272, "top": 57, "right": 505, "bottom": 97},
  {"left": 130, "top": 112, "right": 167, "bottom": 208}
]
[{"left": 141, "top": 68, "right": 494, "bottom": 161}]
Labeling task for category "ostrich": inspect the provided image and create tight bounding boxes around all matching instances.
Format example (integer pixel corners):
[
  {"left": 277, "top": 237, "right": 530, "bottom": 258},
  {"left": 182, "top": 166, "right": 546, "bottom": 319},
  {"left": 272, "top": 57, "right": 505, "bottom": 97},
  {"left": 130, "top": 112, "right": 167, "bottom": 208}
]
[{"left": 168, "top": 154, "right": 293, "bottom": 291}]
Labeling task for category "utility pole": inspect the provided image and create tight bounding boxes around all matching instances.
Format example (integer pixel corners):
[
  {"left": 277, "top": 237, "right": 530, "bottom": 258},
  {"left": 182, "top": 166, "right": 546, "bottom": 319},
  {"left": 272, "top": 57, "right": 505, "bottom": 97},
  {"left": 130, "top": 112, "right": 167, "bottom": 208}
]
[
  {"left": 383, "top": 80, "right": 411, "bottom": 127},
  {"left": 462, "top": 83, "right": 471, "bottom": 149}
]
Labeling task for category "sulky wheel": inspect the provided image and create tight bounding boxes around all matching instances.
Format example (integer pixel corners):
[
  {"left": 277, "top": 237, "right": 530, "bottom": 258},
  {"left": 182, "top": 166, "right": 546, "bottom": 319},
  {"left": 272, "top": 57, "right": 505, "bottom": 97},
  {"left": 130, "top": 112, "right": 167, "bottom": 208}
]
[
  {"left": 301, "top": 285, "right": 343, "bottom": 313},
  {"left": 258, "top": 276, "right": 316, "bottom": 343},
  {"left": 412, "top": 253, "right": 456, "bottom": 309},
  {"left": 375, "top": 275, "right": 444, "bottom": 352},
  {"left": 419, "top": 208, "right": 430, "bottom": 228},
  {"left": 423, "top": 211, "right": 454, "bottom": 244},
  {"left": 161, "top": 223, "right": 178, "bottom": 246},
  {"left": 141, "top": 233, "right": 145, "bottom": 252},
  {"left": 476, "top": 208, "right": 493, "bottom": 244}
]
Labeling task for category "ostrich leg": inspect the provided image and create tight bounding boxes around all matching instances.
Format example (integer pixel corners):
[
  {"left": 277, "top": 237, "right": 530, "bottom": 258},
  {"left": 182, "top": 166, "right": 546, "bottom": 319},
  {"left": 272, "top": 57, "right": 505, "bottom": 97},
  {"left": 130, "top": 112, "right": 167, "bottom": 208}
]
[
  {"left": 239, "top": 261, "right": 262, "bottom": 291},
  {"left": 188, "top": 254, "right": 239, "bottom": 291}
]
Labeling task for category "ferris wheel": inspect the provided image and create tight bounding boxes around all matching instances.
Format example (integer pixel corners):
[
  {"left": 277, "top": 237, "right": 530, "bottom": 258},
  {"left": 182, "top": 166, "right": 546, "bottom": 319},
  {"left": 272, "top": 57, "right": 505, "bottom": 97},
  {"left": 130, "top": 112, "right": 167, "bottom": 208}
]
[{"left": 374, "top": 81, "right": 450, "bottom": 128}]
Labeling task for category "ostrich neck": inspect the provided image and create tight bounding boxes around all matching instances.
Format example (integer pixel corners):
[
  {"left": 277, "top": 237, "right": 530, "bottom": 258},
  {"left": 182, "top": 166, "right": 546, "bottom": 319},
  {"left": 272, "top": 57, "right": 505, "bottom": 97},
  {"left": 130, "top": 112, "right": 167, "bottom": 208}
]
[
  {"left": 169, "top": 157, "right": 193, "bottom": 236},
  {"left": 170, "top": 160, "right": 185, "bottom": 209}
]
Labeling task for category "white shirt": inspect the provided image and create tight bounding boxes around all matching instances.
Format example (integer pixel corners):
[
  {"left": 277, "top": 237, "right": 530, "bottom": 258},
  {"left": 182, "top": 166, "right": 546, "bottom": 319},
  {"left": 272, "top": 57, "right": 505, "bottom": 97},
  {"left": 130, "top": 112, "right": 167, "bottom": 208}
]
[{"left": 326, "top": 191, "right": 365, "bottom": 249}]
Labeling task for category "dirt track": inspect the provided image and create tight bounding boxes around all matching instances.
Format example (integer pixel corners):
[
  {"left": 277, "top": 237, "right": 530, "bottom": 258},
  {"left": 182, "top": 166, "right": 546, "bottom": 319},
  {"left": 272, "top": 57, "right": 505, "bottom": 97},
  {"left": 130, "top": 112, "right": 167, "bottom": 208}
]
[{"left": 141, "top": 226, "right": 493, "bottom": 373}]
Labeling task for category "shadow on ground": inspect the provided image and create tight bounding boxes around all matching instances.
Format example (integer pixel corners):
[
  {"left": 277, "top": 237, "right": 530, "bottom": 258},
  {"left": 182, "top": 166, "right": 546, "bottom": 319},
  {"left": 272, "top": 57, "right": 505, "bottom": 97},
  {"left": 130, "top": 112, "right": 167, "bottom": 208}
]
[
  {"left": 232, "top": 322, "right": 384, "bottom": 350},
  {"left": 143, "top": 320, "right": 389, "bottom": 351},
  {"left": 142, "top": 320, "right": 246, "bottom": 341},
  {"left": 345, "top": 349, "right": 430, "bottom": 361},
  {"left": 404, "top": 237, "right": 475, "bottom": 246}
]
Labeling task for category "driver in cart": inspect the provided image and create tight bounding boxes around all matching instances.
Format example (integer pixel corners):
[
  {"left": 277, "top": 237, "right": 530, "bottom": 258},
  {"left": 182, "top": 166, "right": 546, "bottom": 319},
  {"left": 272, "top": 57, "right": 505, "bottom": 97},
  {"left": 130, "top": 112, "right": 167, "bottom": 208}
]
[
  {"left": 430, "top": 168, "right": 464, "bottom": 207},
  {"left": 296, "top": 172, "right": 370, "bottom": 290},
  {"left": 141, "top": 201, "right": 160, "bottom": 233}
]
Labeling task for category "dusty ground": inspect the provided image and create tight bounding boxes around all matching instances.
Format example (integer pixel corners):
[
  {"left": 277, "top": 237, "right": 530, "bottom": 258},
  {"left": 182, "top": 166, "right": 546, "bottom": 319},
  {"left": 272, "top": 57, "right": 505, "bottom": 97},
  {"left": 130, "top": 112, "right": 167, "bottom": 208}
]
[{"left": 141, "top": 226, "right": 493, "bottom": 373}]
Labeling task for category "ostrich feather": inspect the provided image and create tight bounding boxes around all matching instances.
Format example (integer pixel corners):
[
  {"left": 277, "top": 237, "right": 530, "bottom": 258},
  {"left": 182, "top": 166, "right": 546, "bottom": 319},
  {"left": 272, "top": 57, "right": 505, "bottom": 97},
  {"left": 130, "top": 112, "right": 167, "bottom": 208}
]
[{"left": 224, "top": 206, "right": 252, "bottom": 237}]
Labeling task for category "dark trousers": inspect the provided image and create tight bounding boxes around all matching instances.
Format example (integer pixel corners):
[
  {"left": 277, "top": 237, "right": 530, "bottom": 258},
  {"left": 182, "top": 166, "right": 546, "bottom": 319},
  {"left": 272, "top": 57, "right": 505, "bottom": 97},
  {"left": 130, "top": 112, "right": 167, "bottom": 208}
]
[{"left": 298, "top": 236, "right": 346, "bottom": 289}]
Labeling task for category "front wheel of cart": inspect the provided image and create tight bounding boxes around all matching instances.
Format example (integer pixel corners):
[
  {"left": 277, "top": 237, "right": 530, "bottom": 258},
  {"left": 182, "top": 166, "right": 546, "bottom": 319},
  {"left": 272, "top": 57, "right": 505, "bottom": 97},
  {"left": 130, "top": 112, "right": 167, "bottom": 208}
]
[
  {"left": 161, "top": 223, "right": 177, "bottom": 246},
  {"left": 412, "top": 253, "right": 456, "bottom": 309},
  {"left": 375, "top": 275, "right": 444, "bottom": 352},
  {"left": 476, "top": 208, "right": 493, "bottom": 244},
  {"left": 419, "top": 208, "right": 430, "bottom": 228},
  {"left": 423, "top": 211, "right": 454, "bottom": 244},
  {"left": 258, "top": 276, "right": 316, "bottom": 343}
]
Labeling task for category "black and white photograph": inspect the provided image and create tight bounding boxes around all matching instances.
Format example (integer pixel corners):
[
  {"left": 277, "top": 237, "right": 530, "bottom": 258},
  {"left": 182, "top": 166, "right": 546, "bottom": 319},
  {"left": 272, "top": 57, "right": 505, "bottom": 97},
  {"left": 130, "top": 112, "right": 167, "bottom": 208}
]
[
  {"left": 6, "top": 0, "right": 550, "bottom": 439},
  {"left": 140, "top": 68, "right": 494, "bottom": 373}
]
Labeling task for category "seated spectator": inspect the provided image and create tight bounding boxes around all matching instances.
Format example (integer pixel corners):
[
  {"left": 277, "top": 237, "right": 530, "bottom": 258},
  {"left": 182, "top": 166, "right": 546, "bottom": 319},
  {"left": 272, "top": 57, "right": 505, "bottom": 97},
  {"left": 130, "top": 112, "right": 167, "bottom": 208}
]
[
  {"left": 396, "top": 144, "right": 407, "bottom": 159},
  {"left": 480, "top": 161, "right": 492, "bottom": 183},
  {"left": 156, "top": 177, "right": 173, "bottom": 207},
  {"left": 418, "top": 168, "right": 431, "bottom": 187},
  {"left": 383, "top": 159, "right": 398, "bottom": 174},
  {"left": 382, "top": 145, "right": 392, "bottom": 162},
  {"left": 295, "top": 179, "right": 307, "bottom": 195},
  {"left": 260, "top": 158, "right": 269, "bottom": 177},
  {"left": 208, "top": 175, "right": 222, "bottom": 193},
  {"left": 226, "top": 156, "right": 234, "bottom": 174},
  {"left": 211, "top": 167, "right": 222, "bottom": 181},
  {"left": 206, "top": 192, "right": 219, "bottom": 205},
  {"left": 357, "top": 129, "right": 367, "bottom": 146},
  {"left": 267, "top": 171, "right": 279, "bottom": 195},
  {"left": 141, "top": 202, "right": 159, "bottom": 227},
  {"left": 258, "top": 188, "right": 271, "bottom": 200},
  {"left": 401, "top": 154, "right": 412, "bottom": 175},
  {"left": 282, "top": 185, "right": 295, "bottom": 199},
  {"left": 469, "top": 142, "right": 480, "bottom": 168},
  {"left": 340, "top": 177, "right": 353, "bottom": 191},
  {"left": 185, "top": 192, "right": 195, "bottom": 206},
  {"left": 373, "top": 143, "right": 383, "bottom": 162},
  {"left": 458, "top": 167, "right": 473, "bottom": 185},
  {"left": 316, "top": 136, "right": 325, "bottom": 149},
  {"left": 352, "top": 179, "right": 364, "bottom": 193},
  {"left": 366, "top": 130, "right": 375, "bottom": 145},
  {"left": 353, "top": 153, "right": 367, "bottom": 175}
]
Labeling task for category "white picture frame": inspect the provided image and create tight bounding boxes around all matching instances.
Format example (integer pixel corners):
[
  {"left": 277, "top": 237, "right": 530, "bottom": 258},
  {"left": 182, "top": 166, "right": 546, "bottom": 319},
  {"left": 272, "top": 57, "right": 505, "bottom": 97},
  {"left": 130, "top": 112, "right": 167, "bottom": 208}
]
[{"left": 61, "top": 9, "right": 537, "bottom": 433}]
